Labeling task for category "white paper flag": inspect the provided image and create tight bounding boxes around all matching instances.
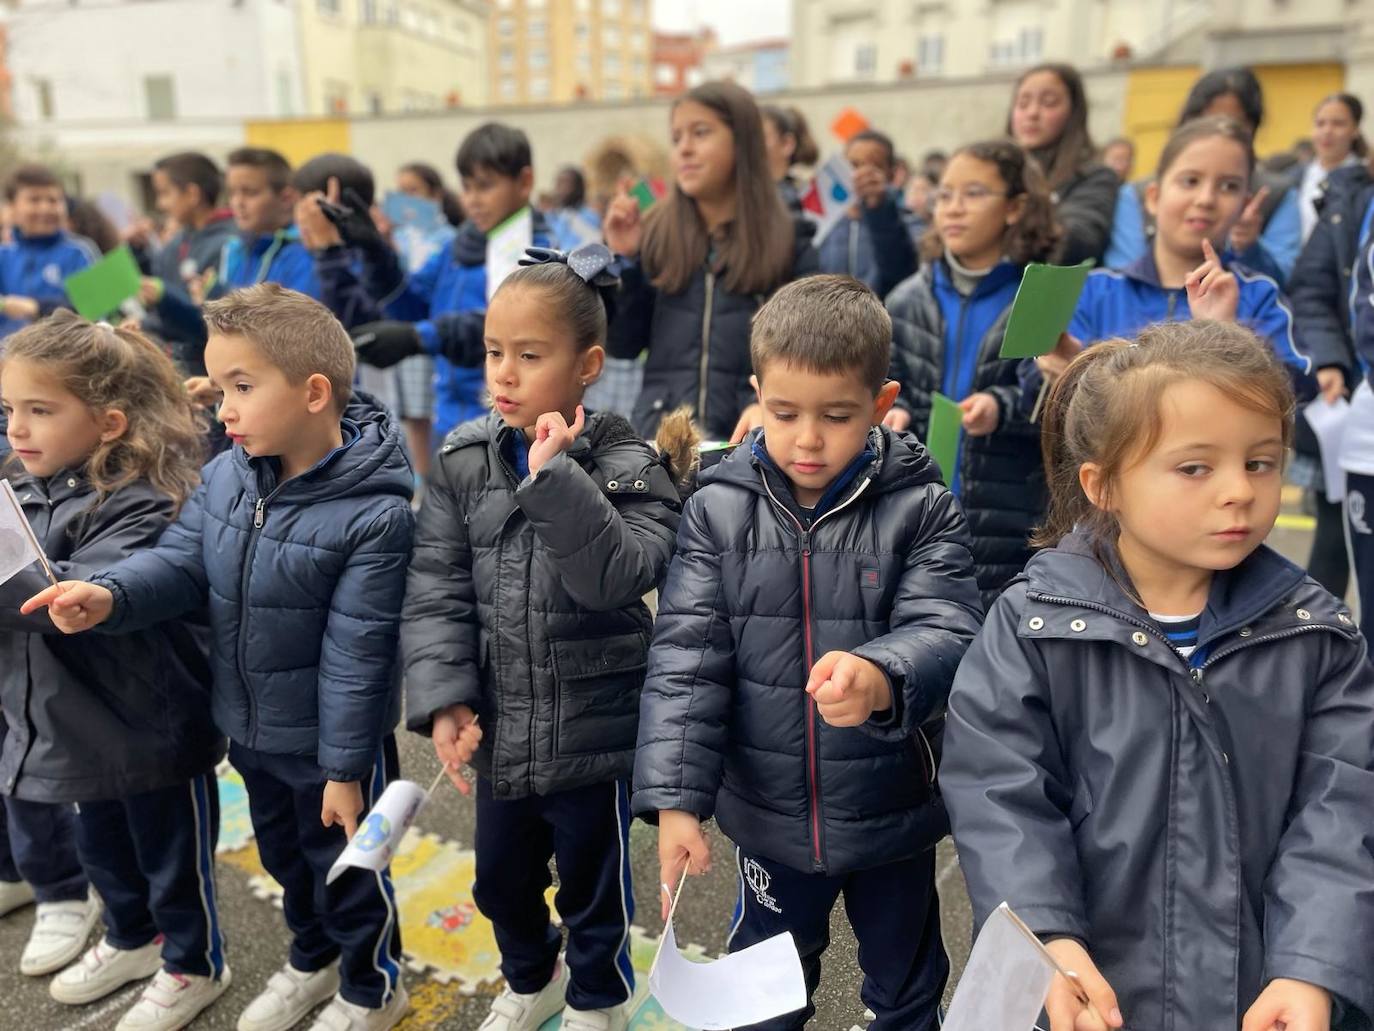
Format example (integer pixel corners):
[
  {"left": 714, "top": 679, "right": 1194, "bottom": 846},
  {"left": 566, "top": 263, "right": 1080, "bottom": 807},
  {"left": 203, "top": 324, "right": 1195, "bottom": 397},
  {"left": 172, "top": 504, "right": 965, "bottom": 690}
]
[
  {"left": 942, "top": 903, "right": 1058, "bottom": 1031},
  {"left": 1303, "top": 396, "right": 1351, "bottom": 502},
  {"left": 325, "top": 779, "right": 428, "bottom": 885},
  {"left": 648, "top": 922, "right": 807, "bottom": 1030},
  {"left": 485, "top": 206, "right": 534, "bottom": 302},
  {"left": 0, "top": 479, "right": 47, "bottom": 588}
]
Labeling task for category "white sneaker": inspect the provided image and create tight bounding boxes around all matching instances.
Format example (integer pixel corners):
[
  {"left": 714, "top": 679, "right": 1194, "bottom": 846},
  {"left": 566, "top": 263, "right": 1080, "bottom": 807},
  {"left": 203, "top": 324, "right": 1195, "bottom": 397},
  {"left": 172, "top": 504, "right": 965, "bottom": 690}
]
[
  {"left": 304, "top": 982, "right": 409, "bottom": 1031},
  {"left": 115, "top": 966, "right": 232, "bottom": 1031},
  {"left": 559, "top": 1003, "right": 629, "bottom": 1031},
  {"left": 238, "top": 960, "right": 342, "bottom": 1031},
  {"left": 20, "top": 895, "right": 99, "bottom": 975},
  {"left": 51, "top": 936, "right": 164, "bottom": 1005},
  {"left": 0, "top": 879, "right": 35, "bottom": 917},
  {"left": 478, "top": 961, "right": 569, "bottom": 1031}
]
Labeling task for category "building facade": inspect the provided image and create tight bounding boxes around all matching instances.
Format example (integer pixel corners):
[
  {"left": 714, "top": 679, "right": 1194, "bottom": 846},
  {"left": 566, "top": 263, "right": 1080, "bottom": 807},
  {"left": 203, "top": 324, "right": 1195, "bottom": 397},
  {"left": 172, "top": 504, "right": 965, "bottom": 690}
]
[
  {"left": 701, "top": 39, "right": 789, "bottom": 95},
  {"left": 489, "top": 0, "right": 653, "bottom": 106},
  {"left": 652, "top": 27, "right": 715, "bottom": 96}
]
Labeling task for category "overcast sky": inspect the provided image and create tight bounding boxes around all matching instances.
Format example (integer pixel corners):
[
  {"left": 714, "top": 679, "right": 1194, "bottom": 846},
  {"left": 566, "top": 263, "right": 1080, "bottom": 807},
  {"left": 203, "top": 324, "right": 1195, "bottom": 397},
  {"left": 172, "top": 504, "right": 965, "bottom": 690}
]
[{"left": 652, "top": 0, "right": 791, "bottom": 47}]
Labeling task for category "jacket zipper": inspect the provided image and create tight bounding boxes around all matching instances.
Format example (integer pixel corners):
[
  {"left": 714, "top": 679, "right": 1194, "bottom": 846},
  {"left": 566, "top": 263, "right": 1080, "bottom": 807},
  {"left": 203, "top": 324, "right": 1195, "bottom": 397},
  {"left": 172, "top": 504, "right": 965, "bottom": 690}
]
[
  {"left": 238, "top": 494, "right": 275, "bottom": 745},
  {"left": 759, "top": 471, "right": 873, "bottom": 871},
  {"left": 696, "top": 271, "right": 715, "bottom": 427}
]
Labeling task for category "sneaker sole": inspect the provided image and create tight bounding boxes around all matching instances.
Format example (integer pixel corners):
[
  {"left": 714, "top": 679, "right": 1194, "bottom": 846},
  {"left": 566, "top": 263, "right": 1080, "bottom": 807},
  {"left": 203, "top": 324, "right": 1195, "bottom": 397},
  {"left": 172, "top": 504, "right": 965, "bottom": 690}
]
[
  {"left": 117, "top": 967, "right": 232, "bottom": 1031},
  {"left": 50, "top": 951, "right": 165, "bottom": 1005},
  {"left": 237, "top": 969, "right": 342, "bottom": 1031},
  {"left": 20, "top": 904, "right": 102, "bottom": 976}
]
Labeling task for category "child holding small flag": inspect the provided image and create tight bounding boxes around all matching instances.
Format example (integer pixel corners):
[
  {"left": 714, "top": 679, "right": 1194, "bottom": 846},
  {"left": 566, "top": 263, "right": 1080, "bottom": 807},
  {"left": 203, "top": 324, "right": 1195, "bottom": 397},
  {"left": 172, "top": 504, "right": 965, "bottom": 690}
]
[
  {"left": 0, "top": 312, "right": 228, "bottom": 1028},
  {"left": 25, "top": 285, "right": 415, "bottom": 1031}
]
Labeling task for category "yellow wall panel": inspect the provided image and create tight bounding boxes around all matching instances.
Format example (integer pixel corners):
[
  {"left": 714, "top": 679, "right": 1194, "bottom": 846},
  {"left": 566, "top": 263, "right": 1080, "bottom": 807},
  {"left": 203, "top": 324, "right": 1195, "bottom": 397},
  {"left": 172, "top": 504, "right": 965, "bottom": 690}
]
[{"left": 243, "top": 119, "right": 352, "bottom": 168}]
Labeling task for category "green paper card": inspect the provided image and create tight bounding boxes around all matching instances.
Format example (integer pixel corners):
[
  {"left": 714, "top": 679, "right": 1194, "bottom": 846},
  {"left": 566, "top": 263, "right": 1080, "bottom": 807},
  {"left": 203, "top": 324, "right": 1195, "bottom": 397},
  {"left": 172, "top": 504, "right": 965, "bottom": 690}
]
[
  {"left": 998, "top": 259, "right": 1094, "bottom": 359},
  {"left": 63, "top": 245, "right": 142, "bottom": 321},
  {"left": 926, "top": 392, "right": 962, "bottom": 487}
]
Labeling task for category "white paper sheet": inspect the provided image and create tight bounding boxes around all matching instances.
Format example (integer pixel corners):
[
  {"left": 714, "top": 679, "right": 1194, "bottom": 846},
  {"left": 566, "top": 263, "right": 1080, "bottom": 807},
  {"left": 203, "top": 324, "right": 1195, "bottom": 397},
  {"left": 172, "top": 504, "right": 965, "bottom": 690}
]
[
  {"left": 1303, "top": 396, "right": 1351, "bottom": 501},
  {"left": 941, "top": 904, "right": 1057, "bottom": 1031},
  {"left": 485, "top": 206, "right": 534, "bottom": 302},
  {"left": 649, "top": 922, "right": 807, "bottom": 1030},
  {"left": 0, "top": 480, "right": 45, "bottom": 587},
  {"left": 326, "top": 779, "right": 428, "bottom": 885}
]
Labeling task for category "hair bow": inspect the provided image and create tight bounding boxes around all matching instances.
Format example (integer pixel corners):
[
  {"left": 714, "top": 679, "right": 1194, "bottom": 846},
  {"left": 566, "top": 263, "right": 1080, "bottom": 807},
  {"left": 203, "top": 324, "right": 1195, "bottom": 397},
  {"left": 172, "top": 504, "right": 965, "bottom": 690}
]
[{"left": 519, "top": 243, "right": 619, "bottom": 288}]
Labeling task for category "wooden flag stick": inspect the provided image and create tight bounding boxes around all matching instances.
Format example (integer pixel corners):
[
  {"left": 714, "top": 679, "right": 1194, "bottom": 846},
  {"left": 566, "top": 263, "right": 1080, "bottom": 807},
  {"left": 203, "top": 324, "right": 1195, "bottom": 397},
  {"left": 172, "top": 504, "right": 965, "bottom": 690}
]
[
  {"left": 651, "top": 860, "right": 692, "bottom": 977},
  {"left": 1, "top": 480, "right": 56, "bottom": 586}
]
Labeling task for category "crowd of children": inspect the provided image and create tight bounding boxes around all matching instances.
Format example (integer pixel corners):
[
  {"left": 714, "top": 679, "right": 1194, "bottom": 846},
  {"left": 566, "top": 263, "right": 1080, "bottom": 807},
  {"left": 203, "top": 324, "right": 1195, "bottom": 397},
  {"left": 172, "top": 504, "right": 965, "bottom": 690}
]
[{"left": 0, "top": 60, "right": 1370, "bottom": 1031}]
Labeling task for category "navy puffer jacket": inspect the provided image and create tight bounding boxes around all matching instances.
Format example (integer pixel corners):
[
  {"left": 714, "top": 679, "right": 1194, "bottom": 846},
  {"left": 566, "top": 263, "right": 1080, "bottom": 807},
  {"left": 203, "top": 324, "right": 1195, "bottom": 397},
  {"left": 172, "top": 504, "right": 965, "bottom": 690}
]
[
  {"left": 403, "top": 412, "right": 681, "bottom": 799},
  {"left": 94, "top": 395, "right": 414, "bottom": 782},
  {"left": 633, "top": 428, "right": 983, "bottom": 875},
  {"left": 943, "top": 535, "right": 1374, "bottom": 1029},
  {"left": 0, "top": 457, "right": 221, "bottom": 803}
]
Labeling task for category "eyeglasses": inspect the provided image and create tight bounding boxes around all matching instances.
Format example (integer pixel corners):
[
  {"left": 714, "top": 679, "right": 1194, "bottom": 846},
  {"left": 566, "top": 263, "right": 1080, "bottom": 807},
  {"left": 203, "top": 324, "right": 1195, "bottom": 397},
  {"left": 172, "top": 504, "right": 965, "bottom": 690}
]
[{"left": 933, "top": 186, "right": 1011, "bottom": 207}]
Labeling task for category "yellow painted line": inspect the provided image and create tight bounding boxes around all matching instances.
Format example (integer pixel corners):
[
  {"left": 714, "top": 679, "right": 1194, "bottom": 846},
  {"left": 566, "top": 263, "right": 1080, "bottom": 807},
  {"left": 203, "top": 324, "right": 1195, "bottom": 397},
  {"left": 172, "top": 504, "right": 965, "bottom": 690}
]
[{"left": 1274, "top": 513, "right": 1316, "bottom": 532}]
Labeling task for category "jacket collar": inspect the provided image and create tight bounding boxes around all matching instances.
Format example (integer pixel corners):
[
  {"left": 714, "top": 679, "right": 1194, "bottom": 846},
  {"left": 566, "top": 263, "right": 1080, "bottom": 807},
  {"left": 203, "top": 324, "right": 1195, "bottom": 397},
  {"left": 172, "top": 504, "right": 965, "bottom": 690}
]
[
  {"left": 1020, "top": 531, "right": 1351, "bottom": 661},
  {"left": 932, "top": 256, "right": 1022, "bottom": 298},
  {"left": 1124, "top": 245, "right": 1240, "bottom": 290},
  {"left": 748, "top": 429, "right": 881, "bottom": 522}
]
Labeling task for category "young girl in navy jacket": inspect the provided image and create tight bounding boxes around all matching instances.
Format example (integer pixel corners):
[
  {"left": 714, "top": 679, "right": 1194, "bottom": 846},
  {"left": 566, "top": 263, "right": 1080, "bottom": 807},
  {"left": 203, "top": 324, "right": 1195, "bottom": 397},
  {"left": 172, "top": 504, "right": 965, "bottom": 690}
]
[
  {"left": 1, "top": 312, "right": 227, "bottom": 1030},
  {"left": 943, "top": 320, "right": 1374, "bottom": 1031}
]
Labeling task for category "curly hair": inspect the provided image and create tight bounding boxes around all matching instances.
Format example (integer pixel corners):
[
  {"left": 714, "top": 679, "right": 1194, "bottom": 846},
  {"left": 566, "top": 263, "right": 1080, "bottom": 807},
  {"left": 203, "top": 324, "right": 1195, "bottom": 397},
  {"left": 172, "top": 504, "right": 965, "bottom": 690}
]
[
  {"left": 1, "top": 311, "right": 204, "bottom": 513},
  {"left": 919, "top": 139, "right": 1061, "bottom": 265}
]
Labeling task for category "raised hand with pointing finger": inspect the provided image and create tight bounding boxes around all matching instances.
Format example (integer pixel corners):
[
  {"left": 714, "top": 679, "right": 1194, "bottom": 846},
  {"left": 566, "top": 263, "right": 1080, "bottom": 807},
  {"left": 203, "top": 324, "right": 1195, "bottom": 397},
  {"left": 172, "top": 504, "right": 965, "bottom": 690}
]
[
  {"left": 1185, "top": 238, "right": 1239, "bottom": 323},
  {"left": 603, "top": 177, "right": 644, "bottom": 258},
  {"left": 527, "top": 404, "right": 586, "bottom": 475},
  {"left": 805, "top": 651, "right": 892, "bottom": 728}
]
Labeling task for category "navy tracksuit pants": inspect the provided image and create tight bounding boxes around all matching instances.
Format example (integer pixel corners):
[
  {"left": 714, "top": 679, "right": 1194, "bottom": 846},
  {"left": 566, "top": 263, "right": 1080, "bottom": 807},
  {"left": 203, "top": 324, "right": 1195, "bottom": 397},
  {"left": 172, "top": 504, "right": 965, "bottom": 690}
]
[
  {"left": 0, "top": 795, "right": 87, "bottom": 903},
  {"left": 230, "top": 737, "right": 403, "bottom": 1010},
  {"left": 73, "top": 771, "right": 226, "bottom": 978},
  {"left": 726, "top": 846, "right": 948, "bottom": 1031},
  {"left": 473, "top": 777, "right": 635, "bottom": 1012}
]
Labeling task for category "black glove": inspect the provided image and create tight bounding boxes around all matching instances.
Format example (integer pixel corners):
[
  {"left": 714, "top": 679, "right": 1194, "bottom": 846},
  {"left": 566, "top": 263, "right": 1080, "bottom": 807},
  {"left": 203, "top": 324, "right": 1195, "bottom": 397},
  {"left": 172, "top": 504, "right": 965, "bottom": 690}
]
[
  {"left": 352, "top": 321, "right": 423, "bottom": 368},
  {"left": 318, "top": 189, "right": 390, "bottom": 257}
]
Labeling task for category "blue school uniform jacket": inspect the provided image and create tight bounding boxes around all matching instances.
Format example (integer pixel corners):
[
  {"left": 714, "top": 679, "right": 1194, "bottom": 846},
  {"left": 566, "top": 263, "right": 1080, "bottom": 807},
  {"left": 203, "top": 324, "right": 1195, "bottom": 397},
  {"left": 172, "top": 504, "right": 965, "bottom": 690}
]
[
  {"left": 385, "top": 213, "right": 552, "bottom": 438},
  {"left": 0, "top": 230, "right": 98, "bottom": 338},
  {"left": 1020, "top": 252, "right": 1315, "bottom": 404},
  {"left": 91, "top": 395, "right": 414, "bottom": 782}
]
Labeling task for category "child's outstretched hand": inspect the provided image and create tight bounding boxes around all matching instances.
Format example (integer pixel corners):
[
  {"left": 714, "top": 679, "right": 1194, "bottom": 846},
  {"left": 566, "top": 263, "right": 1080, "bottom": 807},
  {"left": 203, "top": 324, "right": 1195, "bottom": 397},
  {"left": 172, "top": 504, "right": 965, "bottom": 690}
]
[
  {"left": 1241, "top": 977, "right": 1331, "bottom": 1031},
  {"left": 1044, "top": 939, "right": 1123, "bottom": 1031},
  {"left": 431, "top": 703, "right": 482, "bottom": 795},
  {"left": 321, "top": 779, "right": 364, "bottom": 839},
  {"left": 806, "top": 651, "right": 892, "bottom": 727},
  {"left": 657, "top": 810, "right": 711, "bottom": 921},
  {"left": 527, "top": 405, "right": 585, "bottom": 475},
  {"left": 21, "top": 581, "right": 115, "bottom": 634},
  {"left": 1185, "top": 238, "right": 1239, "bottom": 323}
]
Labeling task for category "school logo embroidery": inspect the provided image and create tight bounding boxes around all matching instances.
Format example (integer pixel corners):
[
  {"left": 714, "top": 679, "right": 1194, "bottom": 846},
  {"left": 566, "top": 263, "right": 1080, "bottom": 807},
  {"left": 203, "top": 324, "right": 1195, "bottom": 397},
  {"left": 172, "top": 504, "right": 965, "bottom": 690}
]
[
  {"left": 743, "top": 857, "right": 781, "bottom": 914},
  {"left": 42, "top": 263, "right": 62, "bottom": 286},
  {"left": 1351, "top": 490, "right": 1372, "bottom": 535},
  {"left": 860, "top": 565, "right": 881, "bottom": 590}
]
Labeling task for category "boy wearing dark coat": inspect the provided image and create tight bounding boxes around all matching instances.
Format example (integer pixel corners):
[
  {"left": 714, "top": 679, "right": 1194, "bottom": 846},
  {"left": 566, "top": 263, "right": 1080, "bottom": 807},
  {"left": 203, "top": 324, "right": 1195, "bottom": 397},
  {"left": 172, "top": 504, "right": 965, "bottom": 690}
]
[
  {"left": 29, "top": 284, "right": 416, "bottom": 1031},
  {"left": 633, "top": 275, "right": 983, "bottom": 1031}
]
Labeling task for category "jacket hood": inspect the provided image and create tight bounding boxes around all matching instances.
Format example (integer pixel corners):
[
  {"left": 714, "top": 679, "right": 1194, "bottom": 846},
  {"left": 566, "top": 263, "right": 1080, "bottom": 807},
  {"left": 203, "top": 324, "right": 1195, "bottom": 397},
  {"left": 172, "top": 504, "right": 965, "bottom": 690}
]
[
  {"left": 703, "top": 425, "right": 943, "bottom": 500},
  {"left": 232, "top": 390, "right": 413, "bottom": 504},
  {"left": 1021, "top": 530, "right": 1345, "bottom": 648}
]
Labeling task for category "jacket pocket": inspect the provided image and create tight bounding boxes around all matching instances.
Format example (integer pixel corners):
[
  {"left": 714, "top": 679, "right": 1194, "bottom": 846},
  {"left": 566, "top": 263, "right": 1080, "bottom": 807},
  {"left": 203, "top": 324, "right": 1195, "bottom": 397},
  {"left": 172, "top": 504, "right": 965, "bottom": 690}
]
[{"left": 551, "top": 632, "right": 647, "bottom": 758}]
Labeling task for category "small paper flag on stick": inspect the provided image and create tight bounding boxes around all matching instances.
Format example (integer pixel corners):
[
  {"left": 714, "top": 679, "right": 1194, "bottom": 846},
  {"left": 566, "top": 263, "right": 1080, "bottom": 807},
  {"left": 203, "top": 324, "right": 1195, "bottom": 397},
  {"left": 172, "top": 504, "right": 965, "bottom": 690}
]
[
  {"left": 0, "top": 479, "right": 56, "bottom": 587},
  {"left": 830, "top": 107, "right": 870, "bottom": 143},
  {"left": 799, "top": 154, "right": 855, "bottom": 241},
  {"left": 630, "top": 176, "right": 666, "bottom": 212},
  {"left": 325, "top": 778, "right": 429, "bottom": 885}
]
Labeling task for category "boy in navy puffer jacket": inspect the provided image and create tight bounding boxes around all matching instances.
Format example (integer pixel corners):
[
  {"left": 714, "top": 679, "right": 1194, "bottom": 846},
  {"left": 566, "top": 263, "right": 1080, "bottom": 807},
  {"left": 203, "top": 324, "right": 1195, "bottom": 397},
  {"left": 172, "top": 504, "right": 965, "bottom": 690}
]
[
  {"left": 633, "top": 275, "right": 983, "bottom": 1031},
  {"left": 28, "top": 284, "right": 416, "bottom": 1031}
]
